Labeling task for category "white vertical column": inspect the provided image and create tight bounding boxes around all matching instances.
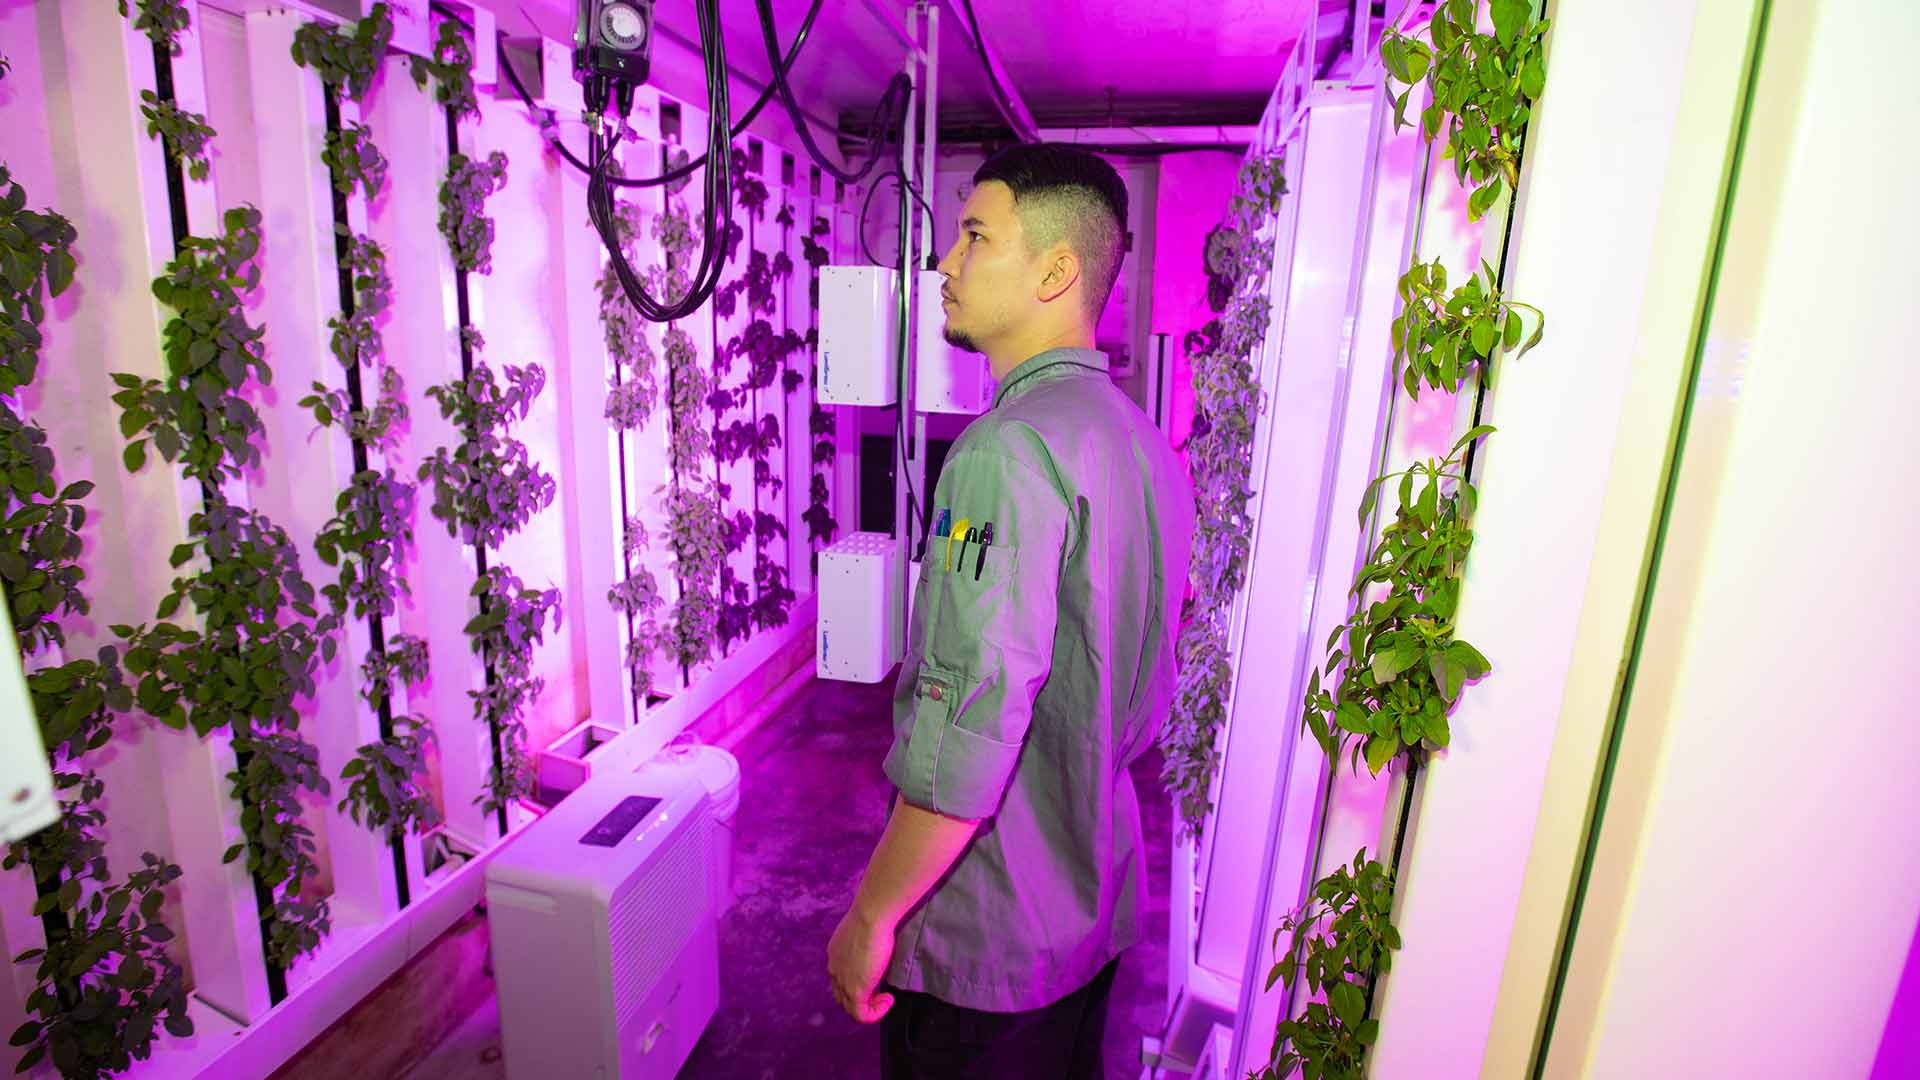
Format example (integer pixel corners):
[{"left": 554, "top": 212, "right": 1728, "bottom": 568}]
[
  {"left": 41, "top": 0, "right": 277, "bottom": 1023},
  {"left": 365, "top": 66, "right": 491, "bottom": 853},
  {"left": 555, "top": 102, "right": 628, "bottom": 735},
  {"left": 237, "top": 12, "right": 398, "bottom": 961},
  {"left": 1366, "top": 0, "right": 1764, "bottom": 1073}
]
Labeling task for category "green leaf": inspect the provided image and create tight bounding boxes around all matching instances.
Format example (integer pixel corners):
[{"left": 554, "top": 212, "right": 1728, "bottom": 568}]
[
  {"left": 1365, "top": 734, "right": 1397, "bottom": 776},
  {"left": 1329, "top": 980, "right": 1365, "bottom": 1027},
  {"left": 123, "top": 439, "right": 148, "bottom": 473},
  {"left": 1521, "top": 53, "right": 1547, "bottom": 101}
]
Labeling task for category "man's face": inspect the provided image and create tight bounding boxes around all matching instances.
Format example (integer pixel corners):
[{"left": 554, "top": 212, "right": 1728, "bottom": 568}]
[{"left": 935, "top": 181, "right": 1032, "bottom": 355}]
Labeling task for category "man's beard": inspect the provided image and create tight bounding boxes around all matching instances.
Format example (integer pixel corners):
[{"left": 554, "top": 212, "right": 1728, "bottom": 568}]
[{"left": 942, "top": 324, "right": 982, "bottom": 354}]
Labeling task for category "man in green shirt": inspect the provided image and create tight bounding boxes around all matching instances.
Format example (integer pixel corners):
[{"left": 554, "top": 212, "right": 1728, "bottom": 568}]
[{"left": 826, "top": 144, "right": 1196, "bottom": 1078}]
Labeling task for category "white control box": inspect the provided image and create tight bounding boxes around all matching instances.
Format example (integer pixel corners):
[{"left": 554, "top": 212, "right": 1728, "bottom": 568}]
[
  {"left": 816, "top": 532, "right": 905, "bottom": 683},
  {"left": 818, "top": 266, "right": 901, "bottom": 406},
  {"left": 915, "top": 269, "right": 995, "bottom": 414}
]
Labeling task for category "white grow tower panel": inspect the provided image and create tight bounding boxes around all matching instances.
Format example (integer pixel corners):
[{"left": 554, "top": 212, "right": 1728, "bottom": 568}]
[{"left": 486, "top": 768, "right": 720, "bottom": 1079}]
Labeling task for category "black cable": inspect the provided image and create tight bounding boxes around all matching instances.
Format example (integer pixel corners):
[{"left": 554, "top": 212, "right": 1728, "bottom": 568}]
[
  {"left": 586, "top": 0, "right": 733, "bottom": 321},
  {"left": 858, "top": 170, "right": 939, "bottom": 268},
  {"left": 496, "top": 0, "right": 828, "bottom": 188},
  {"left": 959, "top": 0, "right": 1029, "bottom": 142},
  {"left": 752, "top": 0, "right": 899, "bottom": 186}
]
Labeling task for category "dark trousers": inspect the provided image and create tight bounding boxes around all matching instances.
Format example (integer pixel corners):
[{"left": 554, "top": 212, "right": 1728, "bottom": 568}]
[{"left": 879, "top": 956, "right": 1122, "bottom": 1080}]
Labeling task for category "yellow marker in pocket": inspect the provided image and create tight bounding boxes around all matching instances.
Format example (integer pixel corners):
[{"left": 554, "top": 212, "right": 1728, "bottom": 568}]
[{"left": 946, "top": 517, "right": 971, "bottom": 572}]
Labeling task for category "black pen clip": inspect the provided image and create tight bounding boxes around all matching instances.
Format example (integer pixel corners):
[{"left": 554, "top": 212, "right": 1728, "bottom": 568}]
[{"left": 974, "top": 522, "right": 995, "bottom": 581}]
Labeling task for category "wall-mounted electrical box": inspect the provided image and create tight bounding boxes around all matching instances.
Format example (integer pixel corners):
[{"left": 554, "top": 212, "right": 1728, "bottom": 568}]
[
  {"left": 915, "top": 270, "right": 995, "bottom": 415},
  {"left": 818, "top": 267, "right": 900, "bottom": 406},
  {"left": 816, "top": 532, "right": 904, "bottom": 683}
]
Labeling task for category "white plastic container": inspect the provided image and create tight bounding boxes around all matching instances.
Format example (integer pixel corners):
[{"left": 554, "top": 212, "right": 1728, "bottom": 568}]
[{"left": 638, "top": 742, "right": 741, "bottom": 909}]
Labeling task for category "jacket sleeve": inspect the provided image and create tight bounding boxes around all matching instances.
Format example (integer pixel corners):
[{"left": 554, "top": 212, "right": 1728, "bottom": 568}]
[{"left": 883, "top": 432, "right": 1070, "bottom": 821}]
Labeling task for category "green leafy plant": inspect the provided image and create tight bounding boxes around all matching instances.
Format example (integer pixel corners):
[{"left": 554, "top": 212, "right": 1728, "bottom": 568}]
[
  {"left": 609, "top": 515, "right": 666, "bottom": 700},
  {"left": 467, "top": 568, "right": 563, "bottom": 815},
  {"left": 118, "top": 0, "right": 191, "bottom": 55},
  {"left": 138, "top": 90, "right": 216, "bottom": 182},
  {"left": 323, "top": 122, "right": 388, "bottom": 200},
  {"left": 1257, "top": 851, "right": 1401, "bottom": 1080},
  {"left": 601, "top": 201, "right": 659, "bottom": 430},
  {"left": 313, "top": 466, "right": 416, "bottom": 621},
  {"left": 288, "top": 2, "right": 394, "bottom": 103},
  {"left": 2, "top": 166, "right": 196, "bottom": 1075},
  {"left": 1302, "top": 429, "right": 1493, "bottom": 776},
  {"left": 223, "top": 731, "right": 330, "bottom": 968},
  {"left": 418, "top": 344, "right": 556, "bottom": 550},
  {"left": 1381, "top": 0, "right": 1551, "bottom": 221},
  {"left": 114, "top": 500, "right": 335, "bottom": 737},
  {"left": 111, "top": 206, "right": 271, "bottom": 485},
  {"left": 408, "top": 16, "right": 480, "bottom": 121},
  {"left": 1260, "top": 4, "right": 1552, "bottom": 1073},
  {"left": 2, "top": 166, "right": 80, "bottom": 397},
  {"left": 300, "top": 363, "right": 408, "bottom": 452},
  {"left": 1390, "top": 257, "right": 1543, "bottom": 400},
  {"left": 438, "top": 151, "right": 509, "bottom": 275},
  {"left": 338, "top": 635, "right": 437, "bottom": 838},
  {"left": 359, "top": 633, "right": 429, "bottom": 712},
  {"left": 326, "top": 230, "right": 393, "bottom": 369},
  {"left": 338, "top": 714, "right": 438, "bottom": 838},
  {"left": 112, "top": 203, "right": 340, "bottom": 967},
  {"left": 6, "top": 794, "right": 192, "bottom": 1080},
  {"left": 1162, "top": 151, "right": 1287, "bottom": 836}
]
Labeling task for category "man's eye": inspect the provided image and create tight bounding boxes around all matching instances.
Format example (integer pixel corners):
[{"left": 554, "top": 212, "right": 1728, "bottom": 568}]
[{"left": 969, "top": 231, "right": 984, "bottom": 242}]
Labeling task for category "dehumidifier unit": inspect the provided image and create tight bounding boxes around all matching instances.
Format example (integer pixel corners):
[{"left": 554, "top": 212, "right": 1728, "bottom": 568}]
[{"left": 486, "top": 767, "right": 719, "bottom": 1079}]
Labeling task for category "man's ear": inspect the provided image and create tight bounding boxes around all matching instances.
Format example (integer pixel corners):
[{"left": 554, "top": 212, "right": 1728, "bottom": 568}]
[{"left": 1037, "top": 247, "right": 1081, "bottom": 304}]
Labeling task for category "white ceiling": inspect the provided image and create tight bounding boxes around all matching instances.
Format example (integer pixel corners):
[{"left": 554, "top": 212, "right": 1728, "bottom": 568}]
[{"left": 500, "top": 0, "right": 1328, "bottom": 134}]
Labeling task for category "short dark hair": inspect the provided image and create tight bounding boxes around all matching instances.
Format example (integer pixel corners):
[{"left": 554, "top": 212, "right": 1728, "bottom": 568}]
[{"left": 973, "top": 144, "right": 1128, "bottom": 320}]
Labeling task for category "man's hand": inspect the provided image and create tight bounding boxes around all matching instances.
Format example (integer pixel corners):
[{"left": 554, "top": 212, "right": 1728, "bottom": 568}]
[{"left": 827, "top": 904, "right": 895, "bottom": 1023}]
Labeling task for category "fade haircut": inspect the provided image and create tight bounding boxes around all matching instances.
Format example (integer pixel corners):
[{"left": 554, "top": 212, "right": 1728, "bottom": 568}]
[{"left": 972, "top": 144, "right": 1128, "bottom": 320}]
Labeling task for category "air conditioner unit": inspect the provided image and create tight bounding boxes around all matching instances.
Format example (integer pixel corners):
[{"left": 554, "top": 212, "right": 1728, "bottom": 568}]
[{"left": 487, "top": 767, "right": 718, "bottom": 1079}]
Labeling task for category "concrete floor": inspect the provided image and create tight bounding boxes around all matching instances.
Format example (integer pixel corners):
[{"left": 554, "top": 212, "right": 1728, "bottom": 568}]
[{"left": 321, "top": 671, "right": 1172, "bottom": 1079}]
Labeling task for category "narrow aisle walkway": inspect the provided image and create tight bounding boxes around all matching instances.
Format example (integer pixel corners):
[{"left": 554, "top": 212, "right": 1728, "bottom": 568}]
[
  {"left": 682, "top": 672, "right": 1174, "bottom": 1078},
  {"left": 385, "top": 670, "right": 1173, "bottom": 1080}
]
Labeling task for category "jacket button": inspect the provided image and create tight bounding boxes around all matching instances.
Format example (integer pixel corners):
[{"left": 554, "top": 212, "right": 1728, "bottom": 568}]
[{"left": 927, "top": 685, "right": 943, "bottom": 701}]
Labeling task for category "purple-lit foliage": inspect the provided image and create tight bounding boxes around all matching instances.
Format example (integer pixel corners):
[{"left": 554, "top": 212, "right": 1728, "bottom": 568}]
[
  {"left": 324, "top": 121, "right": 388, "bottom": 200},
  {"left": 110, "top": 203, "right": 339, "bottom": 961},
  {"left": 439, "top": 150, "right": 509, "bottom": 275},
  {"left": 1, "top": 166, "right": 196, "bottom": 1068},
  {"left": 710, "top": 151, "right": 798, "bottom": 651},
  {"left": 1163, "top": 152, "right": 1285, "bottom": 837},
  {"left": 312, "top": 466, "right": 416, "bottom": 621},
  {"left": 338, "top": 713, "right": 439, "bottom": 839},
  {"left": 224, "top": 730, "right": 332, "bottom": 967},
  {"left": 410, "top": 15, "right": 481, "bottom": 120},
  {"left": 469, "top": 567, "right": 564, "bottom": 815},
  {"left": 419, "top": 342, "right": 556, "bottom": 550},
  {"left": 118, "top": 0, "right": 191, "bottom": 54},
  {"left": 289, "top": 1, "right": 393, "bottom": 103},
  {"left": 608, "top": 515, "right": 666, "bottom": 700},
  {"left": 600, "top": 200, "right": 660, "bottom": 430},
  {"left": 112, "top": 207, "right": 272, "bottom": 486},
  {"left": 139, "top": 90, "right": 215, "bottom": 182}
]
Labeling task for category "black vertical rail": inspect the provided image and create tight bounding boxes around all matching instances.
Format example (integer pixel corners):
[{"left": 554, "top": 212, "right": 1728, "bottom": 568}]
[
  {"left": 152, "top": 40, "right": 289, "bottom": 1004},
  {"left": 748, "top": 200, "right": 762, "bottom": 628},
  {"left": 711, "top": 244, "right": 728, "bottom": 662},
  {"left": 441, "top": 105, "right": 507, "bottom": 836},
  {"left": 662, "top": 143, "right": 693, "bottom": 691},
  {"left": 321, "top": 87, "right": 411, "bottom": 908},
  {"left": 779, "top": 199, "right": 795, "bottom": 586}
]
